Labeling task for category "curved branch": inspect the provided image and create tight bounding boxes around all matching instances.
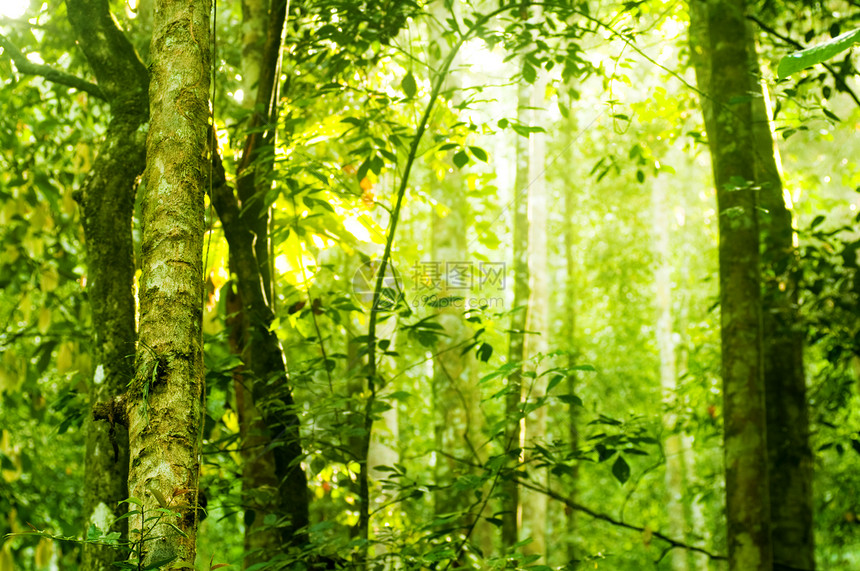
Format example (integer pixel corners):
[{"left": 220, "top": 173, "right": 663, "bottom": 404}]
[
  {"left": 66, "top": 0, "right": 149, "bottom": 107},
  {"left": 514, "top": 476, "right": 728, "bottom": 563},
  {"left": 0, "top": 33, "right": 105, "bottom": 99}
]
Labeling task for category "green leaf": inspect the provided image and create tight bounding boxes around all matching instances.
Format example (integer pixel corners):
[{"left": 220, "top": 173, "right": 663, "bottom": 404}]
[
  {"left": 570, "top": 364, "right": 596, "bottom": 372},
  {"left": 522, "top": 61, "right": 537, "bottom": 83},
  {"left": 822, "top": 107, "right": 841, "bottom": 122},
  {"left": 469, "top": 146, "right": 488, "bottom": 162},
  {"left": 596, "top": 443, "right": 616, "bottom": 462},
  {"left": 477, "top": 342, "right": 493, "bottom": 362},
  {"left": 453, "top": 150, "right": 469, "bottom": 169},
  {"left": 401, "top": 71, "right": 417, "bottom": 98},
  {"left": 558, "top": 394, "right": 583, "bottom": 406},
  {"left": 777, "top": 28, "right": 860, "bottom": 79},
  {"left": 142, "top": 555, "right": 178, "bottom": 570},
  {"left": 612, "top": 455, "right": 631, "bottom": 484}
]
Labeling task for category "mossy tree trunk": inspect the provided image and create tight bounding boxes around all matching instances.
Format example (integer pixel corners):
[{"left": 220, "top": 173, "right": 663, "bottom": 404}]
[
  {"left": 126, "top": 0, "right": 210, "bottom": 566},
  {"left": 689, "top": 0, "right": 772, "bottom": 569},
  {"left": 211, "top": 135, "right": 310, "bottom": 553},
  {"left": 750, "top": 47, "right": 815, "bottom": 571},
  {"left": 66, "top": 1, "right": 149, "bottom": 569},
  {"left": 692, "top": 2, "right": 814, "bottom": 569},
  {"left": 225, "top": 0, "right": 291, "bottom": 564}
]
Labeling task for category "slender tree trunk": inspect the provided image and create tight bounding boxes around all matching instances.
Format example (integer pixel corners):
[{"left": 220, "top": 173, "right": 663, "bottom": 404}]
[
  {"left": 502, "top": 68, "right": 531, "bottom": 552},
  {"left": 127, "top": 0, "right": 210, "bottom": 566},
  {"left": 652, "top": 177, "right": 688, "bottom": 571},
  {"left": 235, "top": 0, "right": 286, "bottom": 307},
  {"left": 673, "top": 195, "right": 710, "bottom": 570},
  {"left": 426, "top": 1, "right": 485, "bottom": 547},
  {"left": 227, "top": 0, "right": 287, "bottom": 564},
  {"left": 562, "top": 136, "right": 580, "bottom": 566},
  {"left": 689, "top": 1, "right": 772, "bottom": 569},
  {"left": 522, "top": 47, "right": 549, "bottom": 563},
  {"left": 66, "top": 2, "right": 149, "bottom": 569},
  {"left": 212, "top": 155, "right": 311, "bottom": 550}
]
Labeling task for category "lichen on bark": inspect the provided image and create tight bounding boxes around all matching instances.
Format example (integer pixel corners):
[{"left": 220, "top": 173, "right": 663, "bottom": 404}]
[{"left": 126, "top": 0, "right": 211, "bottom": 567}]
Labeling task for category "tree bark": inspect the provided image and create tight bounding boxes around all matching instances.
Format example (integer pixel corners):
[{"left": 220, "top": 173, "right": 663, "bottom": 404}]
[
  {"left": 502, "top": 67, "right": 531, "bottom": 552},
  {"left": 66, "top": 1, "right": 149, "bottom": 568},
  {"left": 225, "top": 0, "right": 290, "bottom": 565},
  {"left": 211, "top": 150, "right": 311, "bottom": 549},
  {"left": 235, "top": 0, "right": 287, "bottom": 308},
  {"left": 652, "top": 176, "right": 689, "bottom": 571},
  {"left": 689, "top": 0, "right": 772, "bottom": 569},
  {"left": 749, "top": 45, "right": 815, "bottom": 571},
  {"left": 126, "top": 0, "right": 210, "bottom": 566},
  {"left": 522, "top": 42, "right": 549, "bottom": 563},
  {"left": 562, "top": 120, "right": 580, "bottom": 565}
]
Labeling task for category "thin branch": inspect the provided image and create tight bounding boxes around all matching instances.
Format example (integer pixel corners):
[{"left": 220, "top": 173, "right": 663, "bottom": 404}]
[
  {"left": 747, "top": 15, "right": 860, "bottom": 108},
  {"left": 514, "top": 476, "right": 727, "bottom": 563},
  {"left": 0, "top": 33, "right": 105, "bottom": 100}
]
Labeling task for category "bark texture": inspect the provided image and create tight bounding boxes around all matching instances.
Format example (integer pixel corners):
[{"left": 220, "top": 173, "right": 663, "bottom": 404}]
[
  {"left": 227, "top": 0, "right": 290, "bottom": 564},
  {"left": 691, "top": 3, "right": 815, "bottom": 569},
  {"left": 235, "top": 0, "right": 287, "bottom": 307},
  {"left": 562, "top": 126, "right": 580, "bottom": 565},
  {"left": 212, "top": 152, "right": 310, "bottom": 548},
  {"left": 652, "top": 177, "right": 689, "bottom": 571},
  {"left": 690, "top": 0, "right": 772, "bottom": 569},
  {"left": 66, "top": 1, "right": 149, "bottom": 568},
  {"left": 127, "top": 0, "right": 210, "bottom": 566},
  {"left": 750, "top": 59, "right": 815, "bottom": 571},
  {"left": 522, "top": 48, "right": 549, "bottom": 562},
  {"left": 502, "top": 72, "right": 531, "bottom": 551}
]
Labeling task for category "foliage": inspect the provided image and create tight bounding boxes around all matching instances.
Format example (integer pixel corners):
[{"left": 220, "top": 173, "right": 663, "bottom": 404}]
[{"left": 1, "top": 0, "right": 860, "bottom": 568}]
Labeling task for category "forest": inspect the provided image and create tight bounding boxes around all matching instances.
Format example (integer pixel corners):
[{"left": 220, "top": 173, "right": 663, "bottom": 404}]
[{"left": 1, "top": 0, "right": 859, "bottom": 569}]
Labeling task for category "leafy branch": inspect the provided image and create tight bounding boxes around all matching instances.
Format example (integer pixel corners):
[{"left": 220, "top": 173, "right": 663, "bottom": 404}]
[{"left": 0, "top": 33, "right": 105, "bottom": 100}]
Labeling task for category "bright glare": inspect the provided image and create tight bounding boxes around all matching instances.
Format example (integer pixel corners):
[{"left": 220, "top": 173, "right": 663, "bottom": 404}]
[{"left": 0, "top": 0, "right": 28, "bottom": 19}]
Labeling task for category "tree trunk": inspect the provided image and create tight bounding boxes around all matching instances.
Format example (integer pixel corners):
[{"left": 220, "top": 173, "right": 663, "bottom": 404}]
[
  {"left": 227, "top": 0, "right": 289, "bottom": 564},
  {"left": 235, "top": 0, "right": 286, "bottom": 308},
  {"left": 750, "top": 48, "right": 815, "bottom": 571},
  {"left": 689, "top": 1, "right": 772, "bottom": 569},
  {"left": 66, "top": 1, "right": 149, "bottom": 569},
  {"left": 126, "top": 0, "right": 210, "bottom": 566},
  {"left": 652, "top": 176, "right": 688, "bottom": 571},
  {"left": 562, "top": 126, "right": 580, "bottom": 565},
  {"left": 522, "top": 47, "right": 549, "bottom": 563},
  {"left": 502, "top": 66, "right": 531, "bottom": 552}
]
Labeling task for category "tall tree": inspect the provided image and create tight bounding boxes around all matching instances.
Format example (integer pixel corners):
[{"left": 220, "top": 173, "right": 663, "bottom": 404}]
[
  {"left": 561, "top": 107, "right": 580, "bottom": 566},
  {"left": 522, "top": 37, "right": 549, "bottom": 562},
  {"left": 213, "top": 0, "right": 312, "bottom": 559},
  {"left": 652, "top": 176, "right": 689, "bottom": 571},
  {"left": 225, "top": 0, "right": 290, "bottom": 564},
  {"left": 126, "top": 0, "right": 210, "bottom": 566},
  {"left": 689, "top": 0, "right": 772, "bottom": 569},
  {"left": 501, "top": 68, "right": 531, "bottom": 553},
  {"left": 750, "top": 46, "right": 815, "bottom": 571},
  {"left": 64, "top": 0, "right": 149, "bottom": 568}
]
